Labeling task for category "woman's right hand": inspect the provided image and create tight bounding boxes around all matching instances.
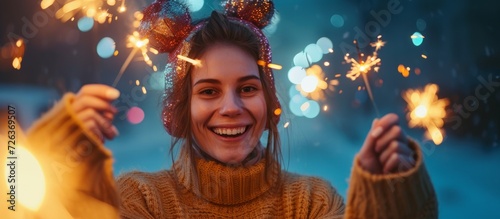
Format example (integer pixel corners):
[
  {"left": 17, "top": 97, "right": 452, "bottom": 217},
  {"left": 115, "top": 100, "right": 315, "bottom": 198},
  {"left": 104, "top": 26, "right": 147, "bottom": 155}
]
[{"left": 72, "top": 84, "right": 120, "bottom": 143}]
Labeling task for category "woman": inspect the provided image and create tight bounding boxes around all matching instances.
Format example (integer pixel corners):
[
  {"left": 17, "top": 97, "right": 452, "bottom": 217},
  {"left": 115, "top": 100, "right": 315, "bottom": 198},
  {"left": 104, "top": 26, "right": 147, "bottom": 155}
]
[{"left": 25, "top": 0, "right": 437, "bottom": 218}]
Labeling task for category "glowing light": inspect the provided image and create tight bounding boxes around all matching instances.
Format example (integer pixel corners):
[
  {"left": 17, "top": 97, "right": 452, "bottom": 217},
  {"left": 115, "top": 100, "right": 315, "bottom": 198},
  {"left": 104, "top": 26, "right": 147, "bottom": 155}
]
[
  {"left": 403, "top": 84, "right": 449, "bottom": 145},
  {"left": 287, "top": 66, "right": 307, "bottom": 85},
  {"left": 301, "top": 75, "right": 319, "bottom": 93},
  {"left": 43, "top": 0, "right": 116, "bottom": 23},
  {"left": 113, "top": 31, "right": 158, "bottom": 86},
  {"left": 127, "top": 106, "right": 145, "bottom": 124},
  {"left": 177, "top": 55, "right": 202, "bottom": 67},
  {"left": 142, "top": 86, "right": 147, "bottom": 94},
  {"left": 41, "top": 0, "right": 55, "bottom": 9},
  {"left": 3, "top": 147, "right": 46, "bottom": 211},
  {"left": 12, "top": 57, "right": 22, "bottom": 70},
  {"left": 316, "top": 37, "right": 333, "bottom": 54},
  {"left": 15, "top": 39, "right": 23, "bottom": 47},
  {"left": 186, "top": 0, "right": 204, "bottom": 12},
  {"left": 77, "top": 16, "right": 94, "bottom": 32},
  {"left": 345, "top": 53, "right": 381, "bottom": 81},
  {"left": 289, "top": 94, "right": 308, "bottom": 117},
  {"left": 415, "top": 105, "right": 428, "bottom": 118},
  {"left": 330, "top": 14, "right": 344, "bottom": 28},
  {"left": 135, "top": 80, "right": 140, "bottom": 86},
  {"left": 296, "top": 65, "right": 334, "bottom": 101},
  {"left": 117, "top": 0, "right": 126, "bottom": 13},
  {"left": 398, "top": 64, "right": 410, "bottom": 77},
  {"left": 274, "top": 108, "right": 282, "bottom": 116},
  {"left": 328, "top": 48, "right": 334, "bottom": 53},
  {"left": 421, "top": 54, "right": 428, "bottom": 59},
  {"left": 284, "top": 122, "right": 290, "bottom": 128},
  {"left": 96, "top": 37, "right": 116, "bottom": 58},
  {"left": 257, "top": 60, "right": 282, "bottom": 70},
  {"left": 302, "top": 100, "right": 320, "bottom": 118},
  {"left": 411, "top": 32, "right": 425, "bottom": 46},
  {"left": 370, "top": 35, "right": 386, "bottom": 52},
  {"left": 343, "top": 38, "right": 383, "bottom": 116},
  {"left": 323, "top": 105, "right": 328, "bottom": 111},
  {"left": 324, "top": 61, "right": 330, "bottom": 67},
  {"left": 305, "top": 44, "right": 323, "bottom": 63}
]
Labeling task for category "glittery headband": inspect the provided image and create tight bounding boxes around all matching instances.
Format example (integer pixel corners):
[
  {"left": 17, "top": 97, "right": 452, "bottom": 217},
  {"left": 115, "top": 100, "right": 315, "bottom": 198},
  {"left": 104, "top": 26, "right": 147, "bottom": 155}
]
[{"left": 139, "top": 0, "right": 280, "bottom": 137}]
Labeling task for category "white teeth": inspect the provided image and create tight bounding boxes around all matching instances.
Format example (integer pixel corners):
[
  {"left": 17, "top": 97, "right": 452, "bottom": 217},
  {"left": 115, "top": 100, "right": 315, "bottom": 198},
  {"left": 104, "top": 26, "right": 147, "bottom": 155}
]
[{"left": 213, "top": 127, "right": 246, "bottom": 136}]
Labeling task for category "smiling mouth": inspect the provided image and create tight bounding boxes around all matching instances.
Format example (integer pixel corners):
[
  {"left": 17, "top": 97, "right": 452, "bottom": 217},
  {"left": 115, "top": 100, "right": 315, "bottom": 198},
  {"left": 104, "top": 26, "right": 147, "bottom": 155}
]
[{"left": 211, "top": 126, "right": 248, "bottom": 138}]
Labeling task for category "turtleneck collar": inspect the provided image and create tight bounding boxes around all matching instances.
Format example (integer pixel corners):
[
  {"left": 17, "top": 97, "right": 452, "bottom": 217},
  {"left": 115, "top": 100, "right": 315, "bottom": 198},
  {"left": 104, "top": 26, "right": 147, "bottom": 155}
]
[{"left": 173, "top": 146, "right": 279, "bottom": 205}]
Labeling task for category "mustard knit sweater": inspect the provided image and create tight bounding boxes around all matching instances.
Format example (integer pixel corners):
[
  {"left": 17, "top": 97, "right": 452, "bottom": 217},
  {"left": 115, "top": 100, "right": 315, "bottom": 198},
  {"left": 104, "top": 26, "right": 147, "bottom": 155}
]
[{"left": 25, "top": 94, "right": 437, "bottom": 218}]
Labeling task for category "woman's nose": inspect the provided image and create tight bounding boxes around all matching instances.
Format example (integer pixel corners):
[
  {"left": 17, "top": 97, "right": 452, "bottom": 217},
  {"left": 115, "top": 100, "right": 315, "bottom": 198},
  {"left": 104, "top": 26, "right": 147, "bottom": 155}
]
[{"left": 219, "top": 92, "right": 243, "bottom": 117}]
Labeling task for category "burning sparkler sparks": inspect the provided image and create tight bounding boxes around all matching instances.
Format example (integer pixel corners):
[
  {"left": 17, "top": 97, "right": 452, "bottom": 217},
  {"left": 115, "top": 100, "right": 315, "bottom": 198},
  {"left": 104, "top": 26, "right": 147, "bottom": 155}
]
[
  {"left": 113, "top": 29, "right": 158, "bottom": 87},
  {"left": 177, "top": 55, "right": 202, "bottom": 68},
  {"left": 403, "top": 84, "right": 449, "bottom": 145},
  {"left": 344, "top": 36, "right": 384, "bottom": 115},
  {"left": 41, "top": 0, "right": 127, "bottom": 23}
]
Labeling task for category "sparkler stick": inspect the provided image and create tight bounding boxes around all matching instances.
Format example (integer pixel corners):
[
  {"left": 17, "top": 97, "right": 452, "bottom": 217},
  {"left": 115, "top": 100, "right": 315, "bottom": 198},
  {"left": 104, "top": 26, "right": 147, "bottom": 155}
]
[
  {"left": 354, "top": 39, "right": 380, "bottom": 116},
  {"left": 112, "top": 47, "right": 138, "bottom": 87}
]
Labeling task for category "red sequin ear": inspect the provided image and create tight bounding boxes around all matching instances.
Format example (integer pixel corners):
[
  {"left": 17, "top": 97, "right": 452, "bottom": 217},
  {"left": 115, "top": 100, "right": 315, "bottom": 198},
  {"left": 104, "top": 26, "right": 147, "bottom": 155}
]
[
  {"left": 224, "top": 0, "right": 275, "bottom": 29},
  {"left": 139, "top": 0, "right": 193, "bottom": 53}
]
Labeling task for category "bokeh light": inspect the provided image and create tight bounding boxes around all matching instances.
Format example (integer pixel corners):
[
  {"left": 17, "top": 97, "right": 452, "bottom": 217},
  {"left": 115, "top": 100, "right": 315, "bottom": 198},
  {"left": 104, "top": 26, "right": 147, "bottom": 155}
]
[
  {"left": 127, "top": 106, "right": 145, "bottom": 124},
  {"left": 330, "top": 14, "right": 344, "bottom": 28},
  {"left": 4, "top": 147, "right": 46, "bottom": 211},
  {"left": 411, "top": 32, "right": 425, "bottom": 46},
  {"left": 289, "top": 94, "right": 308, "bottom": 117},
  {"left": 293, "top": 52, "right": 310, "bottom": 68},
  {"left": 77, "top": 16, "right": 94, "bottom": 32},
  {"left": 288, "top": 66, "right": 307, "bottom": 85},
  {"left": 416, "top": 18, "right": 427, "bottom": 31},
  {"left": 316, "top": 37, "right": 333, "bottom": 54},
  {"left": 186, "top": 0, "right": 204, "bottom": 12},
  {"left": 302, "top": 100, "right": 320, "bottom": 118},
  {"left": 304, "top": 44, "right": 323, "bottom": 63},
  {"left": 301, "top": 75, "right": 319, "bottom": 93},
  {"left": 97, "top": 37, "right": 116, "bottom": 58}
]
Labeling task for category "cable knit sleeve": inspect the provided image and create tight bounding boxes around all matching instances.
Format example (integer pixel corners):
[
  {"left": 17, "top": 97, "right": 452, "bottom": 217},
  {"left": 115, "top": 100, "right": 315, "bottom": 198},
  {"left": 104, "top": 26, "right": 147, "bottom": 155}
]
[
  {"left": 26, "top": 93, "right": 119, "bottom": 218},
  {"left": 345, "top": 139, "right": 438, "bottom": 219}
]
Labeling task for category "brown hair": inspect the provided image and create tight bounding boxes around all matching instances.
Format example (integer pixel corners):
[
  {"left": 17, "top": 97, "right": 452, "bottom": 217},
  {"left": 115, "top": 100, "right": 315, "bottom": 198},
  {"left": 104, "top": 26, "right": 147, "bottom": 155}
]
[{"left": 163, "top": 11, "right": 281, "bottom": 180}]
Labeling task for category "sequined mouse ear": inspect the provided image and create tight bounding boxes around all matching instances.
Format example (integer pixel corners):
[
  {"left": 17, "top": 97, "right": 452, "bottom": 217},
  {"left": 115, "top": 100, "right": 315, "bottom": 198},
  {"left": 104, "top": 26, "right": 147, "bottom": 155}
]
[
  {"left": 139, "top": 0, "right": 194, "bottom": 53},
  {"left": 223, "top": 0, "right": 275, "bottom": 29}
]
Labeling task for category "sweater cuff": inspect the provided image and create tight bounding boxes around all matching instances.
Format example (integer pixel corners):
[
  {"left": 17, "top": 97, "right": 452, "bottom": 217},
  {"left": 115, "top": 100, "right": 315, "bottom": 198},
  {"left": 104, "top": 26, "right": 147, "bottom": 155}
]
[
  {"left": 346, "top": 139, "right": 437, "bottom": 219},
  {"left": 26, "top": 93, "right": 119, "bottom": 208}
]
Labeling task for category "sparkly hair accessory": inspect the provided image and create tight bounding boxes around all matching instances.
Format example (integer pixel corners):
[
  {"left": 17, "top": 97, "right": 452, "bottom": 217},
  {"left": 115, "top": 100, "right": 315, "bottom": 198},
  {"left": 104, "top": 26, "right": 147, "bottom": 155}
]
[
  {"left": 139, "top": 0, "right": 193, "bottom": 53},
  {"left": 141, "top": 0, "right": 279, "bottom": 137}
]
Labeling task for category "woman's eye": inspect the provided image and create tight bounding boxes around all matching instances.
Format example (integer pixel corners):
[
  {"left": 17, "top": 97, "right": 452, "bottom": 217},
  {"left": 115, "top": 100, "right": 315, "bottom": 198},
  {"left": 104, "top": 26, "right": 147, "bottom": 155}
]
[
  {"left": 200, "top": 89, "right": 217, "bottom": 95},
  {"left": 241, "top": 86, "right": 257, "bottom": 93}
]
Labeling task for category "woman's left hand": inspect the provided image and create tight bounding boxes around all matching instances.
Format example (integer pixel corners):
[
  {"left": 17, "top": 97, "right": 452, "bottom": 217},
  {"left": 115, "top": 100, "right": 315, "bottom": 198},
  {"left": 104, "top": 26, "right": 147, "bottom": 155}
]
[{"left": 357, "top": 113, "right": 416, "bottom": 174}]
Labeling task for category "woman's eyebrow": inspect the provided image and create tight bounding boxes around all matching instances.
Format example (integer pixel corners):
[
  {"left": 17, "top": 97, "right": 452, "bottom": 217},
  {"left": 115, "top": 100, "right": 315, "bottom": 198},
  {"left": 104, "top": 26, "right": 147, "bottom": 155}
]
[
  {"left": 194, "top": 79, "right": 221, "bottom": 86},
  {"left": 237, "top": 75, "right": 260, "bottom": 83}
]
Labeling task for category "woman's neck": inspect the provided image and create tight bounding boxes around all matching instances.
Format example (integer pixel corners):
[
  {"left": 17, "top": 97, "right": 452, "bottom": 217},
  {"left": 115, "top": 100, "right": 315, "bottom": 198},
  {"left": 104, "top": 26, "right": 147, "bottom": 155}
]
[{"left": 191, "top": 141, "right": 264, "bottom": 167}]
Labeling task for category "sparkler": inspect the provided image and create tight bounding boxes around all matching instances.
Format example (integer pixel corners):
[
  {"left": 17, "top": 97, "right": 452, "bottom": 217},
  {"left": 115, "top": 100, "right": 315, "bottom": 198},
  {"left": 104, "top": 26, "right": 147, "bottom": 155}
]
[
  {"left": 344, "top": 35, "right": 384, "bottom": 116},
  {"left": 112, "top": 30, "right": 158, "bottom": 87},
  {"left": 403, "top": 84, "right": 449, "bottom": 145},
  {"left": 177, "top": 55, "right": 202, "bottom": 68},
  {"left": 296, "top": 64, "right": 338, "bottom": 101},
  {"left": 41, "top": 0, "right": 127, "bottom": 23}
]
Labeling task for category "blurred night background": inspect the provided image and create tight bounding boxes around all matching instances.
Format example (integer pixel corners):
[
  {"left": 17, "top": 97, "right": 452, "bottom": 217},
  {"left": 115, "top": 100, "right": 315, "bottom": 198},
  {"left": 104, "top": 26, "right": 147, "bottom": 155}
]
[{"left": 1, "top": 0, "right": 499, "bottom": 218}]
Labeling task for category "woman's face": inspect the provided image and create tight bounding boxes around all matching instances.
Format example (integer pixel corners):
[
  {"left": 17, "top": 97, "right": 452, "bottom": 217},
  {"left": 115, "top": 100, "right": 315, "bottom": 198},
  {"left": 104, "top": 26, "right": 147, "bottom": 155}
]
[{"left": 190, "top": 44, "right": 267, "bottom": 164}]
